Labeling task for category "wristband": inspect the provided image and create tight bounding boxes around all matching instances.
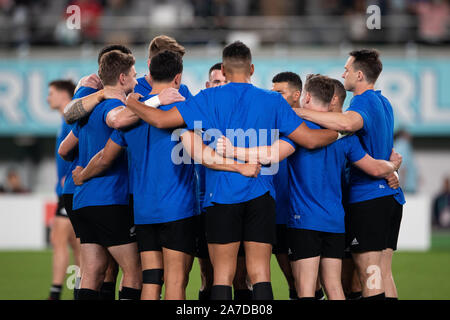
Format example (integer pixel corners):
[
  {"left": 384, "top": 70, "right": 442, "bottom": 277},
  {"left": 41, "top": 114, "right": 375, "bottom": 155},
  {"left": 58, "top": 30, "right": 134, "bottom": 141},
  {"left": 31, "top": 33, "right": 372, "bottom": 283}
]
[
  {"left": 337, "top": 131, "right": 348, "bottom": 140},
  {"left": 144, "top": 95, "right": 161, "bottom": 108}
]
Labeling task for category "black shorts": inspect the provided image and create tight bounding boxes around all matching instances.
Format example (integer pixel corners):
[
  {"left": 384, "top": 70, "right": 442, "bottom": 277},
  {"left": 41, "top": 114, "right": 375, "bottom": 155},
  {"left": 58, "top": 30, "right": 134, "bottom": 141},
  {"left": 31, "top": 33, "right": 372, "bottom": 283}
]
[
  {"left": 195, "top": 213, "right": 209, "bottom": 259},
  {"left": 75, "top": 205, "right": 136, "bottom": 247},
  {"left": 55, "top": 196, "right": 69, "bottom": 218},
  {"left": 272, "top": 224, "right": 289, "bottom": 255},
  {"left": 205, "top": 192, "right": 276, "bottom": 245},
  {"left": 288, "top": 228, "right": 345, "bottom": 261},
  {"left": 62, "top": 194, "right": 80, "bottom": 238},
  {"left": 136, "top": 216, "right": 196, "bottom": 255},
  {"left": 345, "top": 195, "right": 403, "bottom": 253}
]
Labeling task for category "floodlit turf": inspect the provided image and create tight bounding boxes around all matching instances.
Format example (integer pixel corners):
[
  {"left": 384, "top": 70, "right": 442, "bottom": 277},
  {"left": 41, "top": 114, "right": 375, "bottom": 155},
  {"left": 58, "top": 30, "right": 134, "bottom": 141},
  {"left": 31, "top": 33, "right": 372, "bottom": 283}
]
[{"left": 0, "top": 233, "right": 449, "bottom": 300}]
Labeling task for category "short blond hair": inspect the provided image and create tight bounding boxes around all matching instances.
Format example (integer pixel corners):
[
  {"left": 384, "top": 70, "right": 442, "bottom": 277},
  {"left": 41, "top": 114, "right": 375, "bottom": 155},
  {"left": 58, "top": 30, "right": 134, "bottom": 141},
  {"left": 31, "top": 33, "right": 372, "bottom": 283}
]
[{"left": 148, "top": 35, "right": 185, "bottom": 59}]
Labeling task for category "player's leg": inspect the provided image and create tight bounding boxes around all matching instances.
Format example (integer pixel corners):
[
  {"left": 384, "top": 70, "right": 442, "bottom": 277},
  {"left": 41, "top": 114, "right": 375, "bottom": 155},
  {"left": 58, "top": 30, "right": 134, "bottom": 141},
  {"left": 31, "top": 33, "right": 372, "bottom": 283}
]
[
  {"left": 196, "top": 213, "right": 213, "bottom": 300},
  {"left": 162, "top": 248, "right": 194, "bottom": 300},
  {"left": 63, "top": 194, "right": 82, "bottom": 300},
  {"left": 288, "top": 228, "right": 322, "bottom": 299},
  {"left": 94, "top": 205, "right": 141, "bottom": 300},
  {"left": 49, "top": 215, "right": 72, "bottom": 300},
  {"left": 233, "top": 246, "right": 252, "bottom": 300},
  {"left": 243, "top": 192, "right": 276, "bottom": 300},
  {"left": 99, "top": 253, "right": 119, "bottom": 300},
  {"left": 160, "top": 216, "right": 196, "bottom": 300},
  {"left": 79, "top": 243, "right": 109, "bottom": 299},
  {"left": 319, "top": 232, "right": 345, "bottom": 300},
  {"left": 382, "top": 197, "right": 403, "bottom": 300},
  {"left": 347, "top": 197, "right": 390, "bottom": 299},
  {"left": 205, "top": 202, "right": 243, "bottom": 300},
  {"left": 136, "top": 224, "right": 163, "bottom": 300},
  {"left": 342, "top": 256, "right": 362, "bottom": 299},
  {"left": 273, "top": 224, "right": 297, "bottom": 300}
]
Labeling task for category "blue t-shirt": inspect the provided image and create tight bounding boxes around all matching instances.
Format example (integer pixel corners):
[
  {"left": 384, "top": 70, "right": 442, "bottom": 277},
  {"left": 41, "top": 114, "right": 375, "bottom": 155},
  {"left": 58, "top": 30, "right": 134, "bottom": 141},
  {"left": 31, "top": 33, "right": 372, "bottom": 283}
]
[
  {"left": 62, "top": 86, "right": 98, "bottom": 195},
  {"left": 110, "top": 96, "right": 195, "bottom": 224},
  {"left": 274, "top": 159, "right": 290, "bottom": 225},
  {"left": 134, "top": 76, "right": 193, "bottom": 99},
  {"left": 347, "top": 90, "right": 405, "bottom": 205},
  {"left": 55, "top": 117, "right": 72, "bottom": 196},
  {"left": 284, "top": 121, "right": 367, "bottom": 233},
  {"left": 176, "top": 82, "right": 304, "bottom": 208},
  {"left": 72, "top": 99, "right": 129, "bottom": 210}
]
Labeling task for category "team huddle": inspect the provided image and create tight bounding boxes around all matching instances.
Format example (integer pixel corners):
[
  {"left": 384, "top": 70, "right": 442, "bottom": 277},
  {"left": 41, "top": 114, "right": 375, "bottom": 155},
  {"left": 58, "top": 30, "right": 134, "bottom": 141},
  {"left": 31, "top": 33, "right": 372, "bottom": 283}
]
[{"left": 46, "top": 35, "right": 405, "bottom": 300}]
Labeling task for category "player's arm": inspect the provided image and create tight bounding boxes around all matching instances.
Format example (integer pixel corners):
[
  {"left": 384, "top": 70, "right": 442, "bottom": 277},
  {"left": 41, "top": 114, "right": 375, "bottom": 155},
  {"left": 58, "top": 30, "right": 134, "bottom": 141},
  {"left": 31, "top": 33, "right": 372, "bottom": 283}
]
[
  {"left": 180, "top": 131, "right": 261, "bottom": 177},
  {"left": 295, "top": 108, "right": 364, "bottom": 132},
  {"left": 216, "top": 137, "right": 295, "bottom": 165},
  {"left": 352, "top": 149, "right": 402, "bottom": 179},
  {"left": 64, "top": 90, "right": 105, "bottom": 124},
  {"left": 72, "top": 138, "right": 124, "bottom": 185},
  {"left": 126, "top": 93, "right": 185, "bottom": 129},
  {"left": 287, "top": 122, "right": 339, "bottom": 149},
  {"left": 105, "top": 105, "right": 140, "bottom": 129},
  {"left": 58, "top": 131, "right": 78, "bottom": 161}
]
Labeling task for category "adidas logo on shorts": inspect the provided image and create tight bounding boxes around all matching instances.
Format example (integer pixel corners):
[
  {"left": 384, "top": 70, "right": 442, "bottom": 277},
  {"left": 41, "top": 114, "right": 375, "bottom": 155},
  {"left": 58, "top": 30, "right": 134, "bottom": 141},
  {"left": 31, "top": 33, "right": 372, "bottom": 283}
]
[{"left": 351, "top": 238, "right": 359, "bottom": 246}]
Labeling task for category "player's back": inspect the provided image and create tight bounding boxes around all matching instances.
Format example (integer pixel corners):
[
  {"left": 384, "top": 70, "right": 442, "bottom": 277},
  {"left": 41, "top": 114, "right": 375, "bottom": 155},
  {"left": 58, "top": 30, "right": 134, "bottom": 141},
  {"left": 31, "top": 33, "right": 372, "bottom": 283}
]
[
  {"left": 347, "top": 89, "right": 402, "bottom": 203},
  {"left": 73, "top": 99, "right": 129, "bottom": 210},
  {"left": 117, "top": 97, "right": 195, "bottom": 224},
  {"left": 287, "top": 121, "right": 366, "bottom": 233},
  {"left": 179, "top": 83, "right": 303, "bottom": 208}
]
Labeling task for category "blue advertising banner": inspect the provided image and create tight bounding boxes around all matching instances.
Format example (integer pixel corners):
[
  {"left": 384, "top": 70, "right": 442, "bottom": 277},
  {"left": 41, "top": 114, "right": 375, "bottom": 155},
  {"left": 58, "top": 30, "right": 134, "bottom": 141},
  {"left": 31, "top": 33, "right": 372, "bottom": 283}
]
[{"left": 0, "top": 57, "right": 449, "bottom": 136}]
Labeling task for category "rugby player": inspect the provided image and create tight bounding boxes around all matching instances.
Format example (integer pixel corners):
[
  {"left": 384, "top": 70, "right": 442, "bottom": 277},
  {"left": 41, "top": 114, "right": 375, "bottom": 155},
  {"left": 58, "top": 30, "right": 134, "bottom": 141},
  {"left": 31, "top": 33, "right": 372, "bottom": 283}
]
[
  {"left": 216, "top": 74, "right": 402, "bottom": 299},
  {"left": 59, "top": 50, "right": 142, "bottom": 300},
  {"left": 61, "top": 45, "right": 134, "bottom": 300},
  {"left": 124, "top": 41, "right": 343, "bottom": 300},
  {"left": 295, "top": 50, "right": 405, "bottom": 300},
  {"left": 71, "top": 51, "right": 261, "bottom": 300},
  {"left": 47, "top": 80, "right": 80, "bottom": 300}
]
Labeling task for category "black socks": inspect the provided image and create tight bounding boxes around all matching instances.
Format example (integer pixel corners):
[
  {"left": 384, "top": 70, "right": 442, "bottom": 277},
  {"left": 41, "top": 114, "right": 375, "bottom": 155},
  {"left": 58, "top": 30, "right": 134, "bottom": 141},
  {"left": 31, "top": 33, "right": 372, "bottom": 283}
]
[
  {"left": 77, "top": 288, "right": 99, "bottom": 300},
  {"left": 119, "top": 287, "right": 142, "bottom": 300},
  {"left": 211, "top": 285, "right": 232, "bottom": 300},
  {"left": 234, "top": 289, "right": 253, "bottom": 300},
  {"left": 252, "top": 282, "right": 273, "bottom": 300},
  {"left": 99, "top": 282, "right": 116, "bottom": 300},
  {"left": 49, "top": 284, "right": 62, "bottom": 300}
]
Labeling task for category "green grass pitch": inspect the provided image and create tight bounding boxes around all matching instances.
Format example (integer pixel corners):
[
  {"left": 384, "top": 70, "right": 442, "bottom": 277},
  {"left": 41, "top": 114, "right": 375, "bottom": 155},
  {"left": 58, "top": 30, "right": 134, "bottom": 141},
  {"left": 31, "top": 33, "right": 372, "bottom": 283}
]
[{"left": 0, "top": 232, "right": 449, "bottom": 300}]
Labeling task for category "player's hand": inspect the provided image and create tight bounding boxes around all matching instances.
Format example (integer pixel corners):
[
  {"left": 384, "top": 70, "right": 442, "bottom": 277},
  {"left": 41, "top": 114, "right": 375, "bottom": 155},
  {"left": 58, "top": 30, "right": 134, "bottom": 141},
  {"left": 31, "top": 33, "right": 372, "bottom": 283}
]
[
  {"left": 238, "top": 163, "right": 261, "bottom": 178},
  {"left": 80, "top": 74, "right": 103, "bottom": 90},
  {"left": 389, "top": 148, "right": 403, "bottom": 171},
  {"left": 386, "top": 171, "right": 400, "bottom": 189},
  {"left": 72, "top": 166, "right": 85, "bottom": 186},
  {"left": 126, "top": 92, "right": 143, "bottom": 106},
  {"left": 158, "top": 88, "right": 185, "bottom": 105},
  {"left": 216, "top": 136, "right": 234, "bottom": 158}
]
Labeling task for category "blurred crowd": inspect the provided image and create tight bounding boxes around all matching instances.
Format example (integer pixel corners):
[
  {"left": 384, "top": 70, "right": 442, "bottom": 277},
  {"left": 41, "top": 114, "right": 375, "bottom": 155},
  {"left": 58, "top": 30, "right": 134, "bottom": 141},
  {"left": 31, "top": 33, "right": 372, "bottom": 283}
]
[
  {"left": 0, "top": 0, "right": 448, "bottom": 47},
  {"left": 0, "top": 169, "right": 29, "bottom": 194}
]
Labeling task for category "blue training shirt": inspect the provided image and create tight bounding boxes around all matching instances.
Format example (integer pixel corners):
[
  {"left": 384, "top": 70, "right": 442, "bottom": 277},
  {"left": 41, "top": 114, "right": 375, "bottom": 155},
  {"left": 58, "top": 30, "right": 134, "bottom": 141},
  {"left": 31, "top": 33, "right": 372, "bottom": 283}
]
[
  {"left": 62, "top": 86, "right": 98, "bottom": 195},
  {"left": 176, "top": 82, "right": 304, "bottom": 208},
  {"left": 110, "top": 95, "right": 195, "bottom": 224},
  {"left": 55, "top": 117, "right": 72, "bottom": 196},
  {"left": 72, "top": 99, "right": 129, "bottom": 210},
  {"left": 347, "top": 89, "right": 405, "bottom": 205},
  {"left": 284, "top": 121, "right": 367, "bottom": 233},
  {"left": 274, "top": 159, "right": 290, "bottom": 225}
]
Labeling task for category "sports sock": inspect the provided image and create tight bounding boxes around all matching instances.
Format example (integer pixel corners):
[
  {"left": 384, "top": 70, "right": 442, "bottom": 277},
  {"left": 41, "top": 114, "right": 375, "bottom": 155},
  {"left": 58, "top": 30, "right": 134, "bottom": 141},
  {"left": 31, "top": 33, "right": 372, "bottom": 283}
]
[
  {"left": 346, "top": 291, "right": 362, "bottom": 300},
  {"left": 77, "top": 288, "right": 99, "bottom": 300},
  {"left": 315, "top": 288, "right": 325, "bottom": 300},
  {"left": 99, "top": 282, "right": 116, "bottom": 300},
  {"left": 234, "top": 289, "right": 253, "bottom": 300},
  {"left": 74, "top": 276, "right": 81, "bottom": 300},
  {"left": 289, "top": 289, "right": 299, "bottom": 300},
  {"left": 211, "top": 285, "right": 232, "bottom": 300},
  {"left": 362, "top": 293, "right": 385, "bottom": 300},
  {"left": 119, "top": 287, "right": 141, "bottom": 300},
  {"left": 252, "top": 282, "right": 273, "bottom": 300},
  {"left": 49, "top": 284, "right": 62, "bottom": 300},
  {"left": 298, "top": 297, "right": 315, "bottom": 300},
  {"left": 199, "top": 289, "right": 211, "bottom": 301}
]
